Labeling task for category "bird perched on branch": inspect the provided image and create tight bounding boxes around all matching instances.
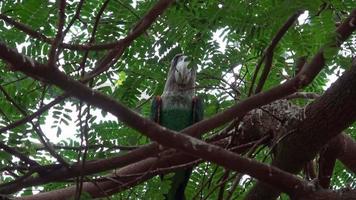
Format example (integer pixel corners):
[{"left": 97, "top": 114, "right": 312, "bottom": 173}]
[{"left": 151, "top": 54, "right": 203, "bottom": 200}]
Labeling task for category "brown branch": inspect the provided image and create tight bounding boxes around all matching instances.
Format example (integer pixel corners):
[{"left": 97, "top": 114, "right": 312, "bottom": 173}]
[
  {"left": 87, "top": 0, "right": 175, "bottom": 78},
  {"left": 254, "top": 10, "right": 303, "bottom": 94},
  {"left": 295, "top": 56, "right": 307, "bottom": 75},
  {"left": 77, "top": 0, "right": 111, "bottom": 74},
  {"left": 75, "top": 104, "right": 91, "bottom": 200},
  {"left": 318, "top": 143, "right": 337, "bottom": 189},
  {"left": 62, "top": 0, "right": 85, "bottom": 37},
  {"left": 0, "top": 85, "right": 68, "bottom": 166},
  {"left": 248, "top": 10, "right": 303, "bottom": 96},
  {"left": 36, "top": 144, "right": 139, "bottom": 151},
  {"left": 248, "top": 53, "right": 265, "bottom": 96},
  {"left": 0, "top": 13, "right": 130, "bottom": 51},
  {"left": 1, "top": 114, "right": 249, "bottom": 196},
  {"left": 246, "top": 39, "right": 356, "bottom": 200},
  {"left": 285, "top": 92, "right": 320, "bottom": 100},
  {"left": 0, "top": 143, "right": 160, "bottom": 194},
  {"left": 0, "top": 94, "right": 67, "bottom": 134},
  {"left": 48, "top": 0, "right": 66, "bottom": 67},
  {"left": 0, "top": 141, "right": 40, "bottom": 167},
  {"left": 89, "top": 0, "right": 110, "bottom": 44},
  {"left": 318, "top": 133, "right": 356, "bottom": 179},
  {"left": 73, "top": 2, "right": 111, "bottom": 196},
  {"left": 297, "top": 189, "right": 356, "bottom": 200},
  {"left": 16, "top": 139, "right": 255, "bottom": 200},
  {"left": 336, "top": 134, "right": 356, "bottom": 173},
  {"left": 0, "top": 14, "right": 51, "bottom": 43}
]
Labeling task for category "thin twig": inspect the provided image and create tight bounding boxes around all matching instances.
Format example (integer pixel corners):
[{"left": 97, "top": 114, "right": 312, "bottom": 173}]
[
  {"left": 62, "top": 0, "right": 85, "bottom": 36},
  {"left": 0, "top": 94, "right": 67, "bottom": 134},
  {"left": 225, "top": 135, "right": 270, "bottom": 200},
  {"left": 254, "top": 10, "right": 303, "bottom": 94},
  {"left": 249, "top": 10, "right": 303, "bottom": 95},
  {"left": 0, "top": 141, "right": 40, "bottom": 167},
  {"left": 0, "top": 85, "right": 68, "bottom": 166},
  {"left": 87, "top": 0, "right": 175, "bottom": 78},
  {"left": 36, "top": 144, "right": 139, "bottom": 151},
  {"left": 0, "top": 13, "right": 115, "bottom": 51},
  {"left": 75, "top": 104, "right": 91, "bottom": 200},
  {"left": 48, "top": 0, "right": 66, "bottom": 67}
]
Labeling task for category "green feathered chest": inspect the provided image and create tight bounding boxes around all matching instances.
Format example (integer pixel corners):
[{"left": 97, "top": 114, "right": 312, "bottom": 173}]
[
  {"left": 160, "top": 108, "right": 194, "bottom": 131},
  {"left": 151, "top": 94, "right": 203, "bottom": 132}
]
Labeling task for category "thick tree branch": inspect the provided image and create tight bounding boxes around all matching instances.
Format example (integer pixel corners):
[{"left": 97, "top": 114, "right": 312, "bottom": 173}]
[
  {"left": 0, "top": 102, "right": 260, "bottom": 195},
  {"left": 285, "top": 92, "right": 320, "bottom": 100},
  {"left": 15, "top": 139, "right": 259, "bottom": 200},
  {"left": 336, "top": 134, "right": 356, "bottom": 173},
  {"left": 297, "top": 189, "right": 356, "bottom": 200},
  {"left": 318, "top": 137, "right": 338, "bottom": 189},
  {"left": 246, "top": 48, "right": 356, "bottom": 200},
  {"left": 0, "top": 143, "right": 160, "bottom": 194}
]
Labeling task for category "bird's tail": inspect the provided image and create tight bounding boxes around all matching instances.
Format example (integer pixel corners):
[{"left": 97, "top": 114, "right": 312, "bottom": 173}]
[{"left": 165, "top": 168, "right": 192, "bottom": 200}]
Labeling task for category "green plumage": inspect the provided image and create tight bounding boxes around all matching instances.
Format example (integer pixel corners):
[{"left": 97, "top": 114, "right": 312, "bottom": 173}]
[
  {"left": 151, "top": 96, "right": 203, "bottom": 200},
  {"left": 151, "top": 54, "right": 203, "bottom": 200},
  {"left": 161, "top": 109, "right": 194, "bottom": 131},
  {"left": 151, "top": 96, "right": 203, "bottom": 132}
]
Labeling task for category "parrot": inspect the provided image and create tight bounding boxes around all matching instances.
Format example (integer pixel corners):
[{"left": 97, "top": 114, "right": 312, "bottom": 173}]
[{"left": 151, "top": 54, "right": 203, "bottom": 200}]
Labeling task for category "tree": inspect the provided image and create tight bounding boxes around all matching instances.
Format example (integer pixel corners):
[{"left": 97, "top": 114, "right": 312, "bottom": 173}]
[{"left": 0, "top": 0, "right": 355, "bottom": 199}]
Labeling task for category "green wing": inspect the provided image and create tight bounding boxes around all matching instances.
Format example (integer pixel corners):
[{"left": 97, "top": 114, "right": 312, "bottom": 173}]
[
  {"left": 166, "top": 97, "right": 204, "bottom": 200},
  {"left": 192, "top": 96, "right": 204, "bottom": 124},
  {"left": 151, "top": 96, "right": 203, "bottom": 199},
  {"left": 150, "top": 96, "right": 162, "bottom": 123}
]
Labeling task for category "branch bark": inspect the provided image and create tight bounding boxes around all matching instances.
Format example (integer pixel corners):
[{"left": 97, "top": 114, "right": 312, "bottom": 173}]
[{"left": 245, "top": 57, "right": 356, "bottom": 199}]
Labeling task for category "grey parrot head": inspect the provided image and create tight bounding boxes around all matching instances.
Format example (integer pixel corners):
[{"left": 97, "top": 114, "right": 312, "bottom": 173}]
[{"left": 162, "top": 54, "right": 196, "bottom": 97}]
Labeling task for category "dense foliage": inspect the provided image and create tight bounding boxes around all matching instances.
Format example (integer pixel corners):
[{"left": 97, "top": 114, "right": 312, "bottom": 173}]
[{"left": 0, "top": 0, "right": 355, "bottom": 199}]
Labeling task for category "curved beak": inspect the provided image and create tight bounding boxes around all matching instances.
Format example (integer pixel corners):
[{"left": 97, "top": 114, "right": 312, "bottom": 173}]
[{"left": 174, "top": 56, "right": 192, "bottom": 85}]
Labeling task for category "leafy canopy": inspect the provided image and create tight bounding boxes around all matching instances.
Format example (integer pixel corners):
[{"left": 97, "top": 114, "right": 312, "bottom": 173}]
[{"left": 0, "top": 0, "right": 355, "bottom": 199}]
